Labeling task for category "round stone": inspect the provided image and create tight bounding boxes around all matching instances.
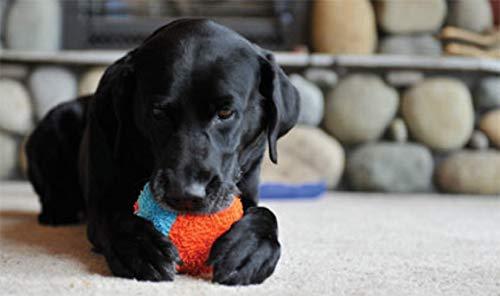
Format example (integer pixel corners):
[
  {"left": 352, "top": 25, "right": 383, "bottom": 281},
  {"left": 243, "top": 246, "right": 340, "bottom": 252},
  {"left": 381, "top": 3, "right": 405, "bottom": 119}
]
[
  {"left": 312, "top": 0, "right": 377, "bottom": 54},
  {"left": 347, "top": 142, "right": 434, "bottom": 192},
  {"left": 289, "top": 74, "right": 324, "bottom": 126},
  {"left": 468, "top": 130, "right": 490, "bottom": 150},
  {"left": 376, "top": 0, "right": 447, "bottom": 34},
  {"left": 0, "top": 131, "right": 17, "bottom": 179},
  {"left": 437, "top": 150, "right": 500, "bottom": 195},
  {"left": 475, "top": 77, "right": 500, "bottom": 110},
  {"left": 479, "top": 109, "right": 500, "bottom": 148},
  {"left": 388, "top": 118, "right": 408, "bottom": 142},
  {"left": 29, "top": 66, "right": 77, "bottom": 119},
  {"left": 0, "top": 79, "right": 33, "bottom": 134},
  {"left": 447, "top": 0, "right": 493, "bottom": 33},
  {"left": 5, "top": 0, "right": 61, "bottom": 50},
  {"left": 303, "top": 68, "right": 338, "bottom": 89},
  {"left": 402, "top": 78, "right": 474, "bottom": 151},
  {"left": 78, "top": 67, "right": 106, "bottom": 96},
  {"left": 260, "top": 126, "right": 345, "bottom": 189},
  {"left": 324, "top": 74, "right": 399, "bottom": 144},
  {"left": 379, "top": 34, "right": 442, "bottom": 56}
]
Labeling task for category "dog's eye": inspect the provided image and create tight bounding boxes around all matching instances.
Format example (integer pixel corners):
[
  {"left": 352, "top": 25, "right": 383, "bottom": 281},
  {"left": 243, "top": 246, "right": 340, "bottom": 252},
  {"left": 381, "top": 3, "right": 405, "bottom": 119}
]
[
  {"left": 217, "top": 108, "right": 234, "bottom": 120},
  {"left": 152, "top": 102, "right": 171, "bottom": 119},
  {"left": 152, "top": 108, "right": 168, "bottom": 120}
]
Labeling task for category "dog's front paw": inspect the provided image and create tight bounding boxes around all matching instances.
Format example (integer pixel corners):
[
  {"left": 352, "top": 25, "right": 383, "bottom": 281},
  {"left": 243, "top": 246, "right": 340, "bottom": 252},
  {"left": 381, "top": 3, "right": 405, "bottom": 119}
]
[
  {"left": 208, "top": 207, "right": 281, "bottom": 285},
  {"left": 104, "top": 215, "right": 181, "bottom": 281}
]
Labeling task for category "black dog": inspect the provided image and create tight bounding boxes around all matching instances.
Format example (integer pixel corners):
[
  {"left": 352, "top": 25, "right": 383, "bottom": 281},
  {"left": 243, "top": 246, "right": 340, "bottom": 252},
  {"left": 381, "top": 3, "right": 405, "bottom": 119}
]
[{"left": 26, "top": 19, "right": 299, "bottom": 285}]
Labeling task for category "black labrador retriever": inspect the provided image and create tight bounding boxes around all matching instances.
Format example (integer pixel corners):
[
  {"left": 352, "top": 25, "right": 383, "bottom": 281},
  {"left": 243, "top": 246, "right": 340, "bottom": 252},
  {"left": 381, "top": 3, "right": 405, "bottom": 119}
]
[{"left": 25, "top": 19, "right": 299, "bottom": 285}]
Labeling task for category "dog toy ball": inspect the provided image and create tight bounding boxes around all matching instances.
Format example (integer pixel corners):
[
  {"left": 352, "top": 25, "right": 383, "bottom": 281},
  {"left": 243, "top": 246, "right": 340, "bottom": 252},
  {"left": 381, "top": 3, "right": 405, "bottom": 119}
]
[{"left": 133, "top": 182, "right": 243, "bottom": 276}]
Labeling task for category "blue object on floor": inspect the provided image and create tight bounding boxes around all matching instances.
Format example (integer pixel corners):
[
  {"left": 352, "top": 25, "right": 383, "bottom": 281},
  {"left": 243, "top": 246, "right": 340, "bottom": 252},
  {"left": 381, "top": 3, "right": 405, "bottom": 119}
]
[{"left": 259, "top": 182, "right": 327, "bottom": 199}]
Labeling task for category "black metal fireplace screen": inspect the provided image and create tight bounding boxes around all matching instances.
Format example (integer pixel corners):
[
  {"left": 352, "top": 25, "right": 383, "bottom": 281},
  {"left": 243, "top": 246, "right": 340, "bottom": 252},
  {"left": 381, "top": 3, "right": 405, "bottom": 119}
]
[{"left": 62, "top": 0, "right": 310, "bottom": 50}]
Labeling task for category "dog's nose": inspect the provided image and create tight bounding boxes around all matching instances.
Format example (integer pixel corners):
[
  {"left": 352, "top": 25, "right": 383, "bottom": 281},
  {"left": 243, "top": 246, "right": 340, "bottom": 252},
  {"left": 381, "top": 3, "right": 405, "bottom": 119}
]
[
  {"left": 185, "top": 182, "right": 206, "bottom": 199},
  {"left": 172, "top": 186, "right": 205, "bottom": 210},
  {"left": 167, "top": 182, "right": 207, "bottom": 211}
]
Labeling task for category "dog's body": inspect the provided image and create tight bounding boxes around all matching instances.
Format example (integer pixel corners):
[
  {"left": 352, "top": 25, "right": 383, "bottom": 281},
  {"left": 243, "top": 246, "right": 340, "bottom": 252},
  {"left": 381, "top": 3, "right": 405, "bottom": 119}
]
[{"left": 26, "top": 19, "right": 299, "bottom": 285}]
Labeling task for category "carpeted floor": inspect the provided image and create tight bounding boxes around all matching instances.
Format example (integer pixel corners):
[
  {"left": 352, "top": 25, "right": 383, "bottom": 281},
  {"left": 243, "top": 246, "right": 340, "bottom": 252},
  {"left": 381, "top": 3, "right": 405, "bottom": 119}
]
[{"left": 0, "top": 181, "right": 499, "bottom": 296}]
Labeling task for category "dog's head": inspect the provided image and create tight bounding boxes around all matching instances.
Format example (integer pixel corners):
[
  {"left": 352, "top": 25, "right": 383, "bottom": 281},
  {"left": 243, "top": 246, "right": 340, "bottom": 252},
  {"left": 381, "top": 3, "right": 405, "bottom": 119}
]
[{"left": 95, "top": 19, "right": 299, "bottom": 213}]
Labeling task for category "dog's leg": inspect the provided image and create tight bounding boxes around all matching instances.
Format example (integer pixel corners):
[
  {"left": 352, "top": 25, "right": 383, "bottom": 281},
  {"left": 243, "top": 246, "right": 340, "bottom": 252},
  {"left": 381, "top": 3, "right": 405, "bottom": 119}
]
[
  {"left": 26, "top": 97, "right": 89, "bottom": 225},
  {"left": 83, "top": 114, "right": 181, "bottom": 281},
  {"left": 209, "top": 163, "right": 281, "bottom": 285}
]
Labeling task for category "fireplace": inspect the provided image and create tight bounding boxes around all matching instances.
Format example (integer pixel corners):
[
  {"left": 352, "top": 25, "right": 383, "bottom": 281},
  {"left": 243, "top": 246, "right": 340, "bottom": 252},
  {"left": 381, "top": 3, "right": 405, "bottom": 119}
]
[{"left": 61, "top": 0, "right": 310, "bottom": 50}]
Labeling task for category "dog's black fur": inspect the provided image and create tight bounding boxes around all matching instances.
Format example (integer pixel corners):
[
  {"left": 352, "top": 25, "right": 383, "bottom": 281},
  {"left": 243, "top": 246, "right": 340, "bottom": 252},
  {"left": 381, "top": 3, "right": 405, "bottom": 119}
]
[{"left": 25, "top": 19, "right": 299, "bottom": 285}]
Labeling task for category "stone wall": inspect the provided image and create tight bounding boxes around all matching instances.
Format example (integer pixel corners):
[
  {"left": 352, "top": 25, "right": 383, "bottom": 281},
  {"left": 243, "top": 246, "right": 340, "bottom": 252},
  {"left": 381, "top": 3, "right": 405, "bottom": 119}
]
[
  {"left": 1, "top": 0, "right": 498, "bottom": 54},
  {"left": 0, "top": 64, "right": 105, "bottom": 178},
  {"left": 260, "top": 69, "right": 500, "bottom": 195},
  {"left": 312, "top": 0, "right": 498, "bottom": 57},
  {"left": 0, "top": 0, "right": 498, "bottom": 194},
  {"left": 1, "top": 58, "right": 498, "bottom": 195}
]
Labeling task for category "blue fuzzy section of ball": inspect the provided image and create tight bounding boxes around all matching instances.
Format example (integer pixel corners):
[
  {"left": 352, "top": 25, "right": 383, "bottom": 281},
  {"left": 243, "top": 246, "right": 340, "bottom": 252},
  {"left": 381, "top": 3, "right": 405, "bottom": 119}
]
[{"left": 135, "top": 182, "right": 178, "bottom": 236}]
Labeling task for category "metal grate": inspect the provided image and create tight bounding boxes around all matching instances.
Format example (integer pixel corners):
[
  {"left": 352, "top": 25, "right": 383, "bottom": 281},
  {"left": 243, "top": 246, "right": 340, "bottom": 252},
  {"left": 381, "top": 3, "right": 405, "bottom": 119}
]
[{"left": 62, "top": 0, "right": 310, "bottom": 50}]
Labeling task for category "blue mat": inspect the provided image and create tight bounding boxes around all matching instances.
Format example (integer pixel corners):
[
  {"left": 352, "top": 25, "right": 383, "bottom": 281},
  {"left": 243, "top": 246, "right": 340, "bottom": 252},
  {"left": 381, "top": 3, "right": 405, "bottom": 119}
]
[{"left": 259, "top": 182, "right": 327, "bottom": 199}]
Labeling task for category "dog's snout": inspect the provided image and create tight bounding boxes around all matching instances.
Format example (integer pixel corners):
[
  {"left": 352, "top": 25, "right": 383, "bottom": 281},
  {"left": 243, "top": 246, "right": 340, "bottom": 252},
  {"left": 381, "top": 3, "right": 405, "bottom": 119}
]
[
  {"left": 167, "top": 183, "right": 206, "bottom": 211},
  {"left": 153, "top": 167, "right": 217, "bottom": 211},
  {"left": 171, "top": 193, "right": 204, "bottom": 211},
  {"left": 153, "top": 164, "right": 220, "bottom": 211},
  {"left": 185, "top": 182, "right": 206, "bottom": 199}
]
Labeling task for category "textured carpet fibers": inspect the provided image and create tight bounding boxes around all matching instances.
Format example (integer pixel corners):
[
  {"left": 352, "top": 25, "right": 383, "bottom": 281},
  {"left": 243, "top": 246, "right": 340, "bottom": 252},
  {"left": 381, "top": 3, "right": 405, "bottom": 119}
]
[{"left": 0, "top": 182, "right": 499, "bottom": 296}]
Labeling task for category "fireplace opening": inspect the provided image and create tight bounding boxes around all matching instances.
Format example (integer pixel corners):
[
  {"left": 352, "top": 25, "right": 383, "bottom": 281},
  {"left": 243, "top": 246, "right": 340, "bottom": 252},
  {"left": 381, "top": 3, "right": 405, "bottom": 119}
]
[{"left": 61, "top": 0, "right": 310, "bottom": 50}]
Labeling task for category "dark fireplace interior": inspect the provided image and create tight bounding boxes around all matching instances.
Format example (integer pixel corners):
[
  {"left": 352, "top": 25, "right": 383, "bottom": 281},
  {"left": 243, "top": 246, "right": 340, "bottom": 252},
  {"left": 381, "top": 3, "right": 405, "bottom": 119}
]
[{"left": 62, "top": 0, "right": 310, "bottom": 50}]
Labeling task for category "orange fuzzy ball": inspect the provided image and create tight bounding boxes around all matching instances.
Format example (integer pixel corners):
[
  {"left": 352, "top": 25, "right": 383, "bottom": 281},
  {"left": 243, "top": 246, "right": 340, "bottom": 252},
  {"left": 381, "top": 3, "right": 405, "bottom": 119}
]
[
  {"left": 134, "top": 183, "right": 243, "bottom": 276},
  {"left": 170, "top": 198, "right": 243, "bottom": 275}
]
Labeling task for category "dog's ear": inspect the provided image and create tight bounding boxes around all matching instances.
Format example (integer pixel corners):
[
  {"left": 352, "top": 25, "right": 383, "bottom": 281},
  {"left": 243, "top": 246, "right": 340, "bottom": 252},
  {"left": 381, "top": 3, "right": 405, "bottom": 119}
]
[
  {"left": 93, "top": 52, "right": 136, "bottom": 159},
  {"left": 258, "top": 49, "right": 300, "bottom": 164}
]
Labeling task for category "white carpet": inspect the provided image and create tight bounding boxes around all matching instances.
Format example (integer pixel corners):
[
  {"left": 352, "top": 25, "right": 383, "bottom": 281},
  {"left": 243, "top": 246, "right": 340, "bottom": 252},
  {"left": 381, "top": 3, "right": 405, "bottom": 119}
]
[{"left": 0, "top": 182, "right": 499, "bottom": 296}]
